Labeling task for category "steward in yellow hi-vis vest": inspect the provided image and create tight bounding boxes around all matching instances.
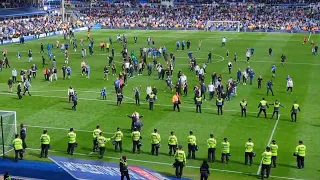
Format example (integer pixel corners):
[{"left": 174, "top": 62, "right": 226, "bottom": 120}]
[
  {"left": 291, "top": 101, "right": 301, "bottom": 122},
  {"left": 257, "top": 97, "right": 269, "bottom": 118},
  {"left": 168, "top": 131, "right": 178, "bottom": 156},
  {"left": 12, "top": 134, "right": 23, "bottom": 162},
  {"left": 260, "top": 146, "right": 272, "bottom": 179},
  {"left": 150, "top": 128, "right": 161, "bottom": 156},
  {"left": 294, "top": 140, "right": 306, "bottom": 169},
  {"left": 207, "top": 133, "right": 217, "bottom": 162},
  {"left": 174, "top": 145, "right": 186, "bottom": 179},
  {"left": 67, "top": 128, "right": 77, "bottom": 155}
]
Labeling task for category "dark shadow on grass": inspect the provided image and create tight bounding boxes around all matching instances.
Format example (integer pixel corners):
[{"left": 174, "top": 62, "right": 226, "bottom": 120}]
[
  {"left": 80, "top": 147, "right": 92, "bottom": 152},
  {"left": 63, "top": 107, "right": 73, "bottom": 111},
  {"left": 276, "top": 163, "right": 297, "bottom": 169}
]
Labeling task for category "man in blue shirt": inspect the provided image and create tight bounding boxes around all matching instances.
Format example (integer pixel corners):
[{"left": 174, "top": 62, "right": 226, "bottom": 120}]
[
  {"left": 267, "top": 80, "right": 274, "bottom": 96},
  {"left": 236, "top": 69, "right": 242, "bottom": 83},
  {"left": 86, "top": 65, "right": 90, "bottom": 79},
  {"left": 249, "top": 70, "right": 255, "bottom": 85},
  {"left": 271, "top": 64, "right": 276, "bottom": 77},
  {"left": 181, "top": 40, "right": 185, "bottom": 50},
  {"left": 23, "top": 80, "right": 31, "bottom": 96},
  {"left": 66, "top": 66, "right": 72, "bottom": 80},
  {"left": 176, "top": 41, "right": 180, "bottom": 51}
]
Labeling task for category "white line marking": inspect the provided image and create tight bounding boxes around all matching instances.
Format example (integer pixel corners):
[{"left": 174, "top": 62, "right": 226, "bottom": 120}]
[
  {"left": 0, "top": 148, "right": 14, "bottom": 157},
  {"left": 257, "top": 114, "right": 281, "bottom": 175},
  {"left": 48, "top": 157, "right": 86, "bottom": 180},
  {"left": 307, "top": 32, "right": 312, "bottom": 42},
  {"left": 20, "top": 147, "right": 304, "bottom": 180}
]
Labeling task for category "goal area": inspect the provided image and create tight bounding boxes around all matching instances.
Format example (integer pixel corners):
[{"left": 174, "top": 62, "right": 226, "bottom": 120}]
[
  {"left": 0, "top": 111, "right": 17, "bottom": 157},
  {"left": 205, "top": 21, "right": 240, "bottom": 32}
]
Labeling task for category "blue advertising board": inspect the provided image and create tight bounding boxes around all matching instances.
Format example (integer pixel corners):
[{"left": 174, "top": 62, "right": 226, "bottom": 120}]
[{"left": 49, "top": 156, "right": 190, "bottom": 180}]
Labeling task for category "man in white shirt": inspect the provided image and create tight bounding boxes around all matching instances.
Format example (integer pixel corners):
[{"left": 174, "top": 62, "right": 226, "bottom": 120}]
[
  {"left": 146, "top": 85, "right": 152, "bottom": 100},
  {"left": 124, "top": 61, "right": 130, "bottom": 72},
  {"left": 180, "top": 74, "right": 187, "bottom": 85},
  {"left": 208, "top": 82, "right": 215, "bottom": 100},
  {"left": 222, "top": 37, "right": 226, "bottom": 46},
  {"left": 195, "top": 65, "right": 200, "bottom": 77},
  {"left": 286, "top": 78, "right": 293, "bottom": 94},
  {"left": 12, "top": 68, "right": 17, "bottom": 83}
]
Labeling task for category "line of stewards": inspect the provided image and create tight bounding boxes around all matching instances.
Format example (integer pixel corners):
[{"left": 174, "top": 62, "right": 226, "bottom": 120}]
[
  {"left": 12, "top": 134, "right": 23, "bottom": 162},
  {"left": 112, "top": 127, "right": 123, "bottom": 153},
  {"left": 150, "top": 128, "right": 161, "bottom": 156},
  {"left": 97, "top": 132, "right": 110, "bottom": 159},
  {"left": 168, "top": 131, "right": 178, "bottom": 156},
  {"left": 40, "top": 130, "right": 50, "bottom": 158},
  {"left": 172, "top": 93, "right": 181, "bottom": 112},
  {"left": 245, "top": 138, "right": 255, "bottom": 166},
  {"left": 173, "top": 145, "right": 186, "bottom": 178},
  {"left": 67, "top": 128, "right": 77, "bottom": 155}
]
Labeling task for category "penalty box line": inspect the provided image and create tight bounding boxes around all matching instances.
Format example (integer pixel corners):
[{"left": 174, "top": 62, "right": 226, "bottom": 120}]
[
  {"left": 257, "top": 114, "right": 281, "bottom": 175},
  {"left": 19, "top": 147, "right": 304, "bottom": 180}
]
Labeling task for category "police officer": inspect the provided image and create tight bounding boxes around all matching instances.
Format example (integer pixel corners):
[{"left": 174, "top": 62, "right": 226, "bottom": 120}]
[
  {"left": 260, "top": 146, "right": 272, "bottom": 179},
  {"left": 187, "top": 130, "right": 196, "bottom": 159},
  {"left": 40, "top": 129, "right": 50, "bottom": 158},
  {"left": 168, "top": 131, "right": 178, "bottom": 156},
  {"left": 120, "top": 156, "right": 130, "bottom": 180},
  {"left": 291, "top": 101, "right": 301, "bottom": 122},
  {"left": 151, "top": 128, "right": 161, "bottom": 156},
  {"left": 294, "top": 140, "right": 306, "bottom": 169},
  {"left": 92, "top": 125, "right": 102, "bottom": 152},
  {"left": 270, "top": 100, "right": 285, "bottom": 120},
  {"left": 221, "top": 138, "right": 230, "bottom": 164},
  {"left": 195, "top": 95, "right": 202, "bottom": 113},
  {"left": 20, "top": 123, "right": 27, "bottom": 150},
  {"left": 17, "top": 82, "right": 22, "bottom": 99},
  {"left": 68, "top": 86, "right": 74, "bottom": 103},
  {"left": 174, "top": 145, "right": 186, "bottom": 178},
  {"left": 112, "top": 127, "right": 123, "bottom": 153},
  {"left": 207, "top": 133, "right": 217, "bottom": 162},
  {"left": 270, "top": 140, "right": 278, "bottom": 168},
  {"left": 245, "top": 138, "right": 254, "bottom": 166},
  {"left": 71, "top": 91, "right": 78, "bottom": 111},
  {"left": 12, "top": 134, "right": 23, "bottom": 162},
  {"left": 97, "top": 132, "right": 110, "bottom": 159},
  {"left": 257, "top": 98, "right": 269, "bottom": 118},
  {"left": 149, "top": 92, "right": 156, "bottom": 110},
  {"left": 132, "top": 127, "right": 141, "bottom": 154},
  {"left": 67, "top": 128, "right": 76, "bottom": 155},
  {"left": 240, "top": 98, "right": 247, "bottom": 117},
  {"left": 216, "top": 96, "right": 224, "bottom": 115}
]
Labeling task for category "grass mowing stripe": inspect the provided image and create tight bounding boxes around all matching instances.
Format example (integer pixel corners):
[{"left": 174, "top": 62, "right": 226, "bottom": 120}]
[
  {"left": 16, "top": 147, "right": 304, "bottom": 180},
  {"left": 257, "top": 114, "right": 281, "bottom": 175}
]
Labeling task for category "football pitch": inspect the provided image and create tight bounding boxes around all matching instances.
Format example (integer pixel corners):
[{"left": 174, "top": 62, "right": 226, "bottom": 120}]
[{"left": 0, "top": 30, "right": 319, "bottom": 180}]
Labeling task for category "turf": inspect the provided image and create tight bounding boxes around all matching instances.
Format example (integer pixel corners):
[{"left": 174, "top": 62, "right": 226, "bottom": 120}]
[{"left": 0, "top": 30, "right": 319, "bottom": 180}]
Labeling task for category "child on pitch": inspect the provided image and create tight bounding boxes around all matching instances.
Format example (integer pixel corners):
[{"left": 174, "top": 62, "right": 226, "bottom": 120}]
[
  {"left": 100, "top": 87, "right": 106, "bottom": 100},
  {"left": 17, "top": 52, "right": 21, "bottom": 60},
  {"left": 271, "top": 64, "right": 276, "bottom": 78}
]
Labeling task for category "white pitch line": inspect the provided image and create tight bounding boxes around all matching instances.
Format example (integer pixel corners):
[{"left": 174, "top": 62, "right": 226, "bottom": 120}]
[
  {"left": 0, "top": 92, "right": 267, "bottom": 114},
  {"left": 48, "top": 157, "right": 83, "bottom": 180},
  {"left": 257, "top": 114, "right": 281, "bottom": 175},
  {"left": 0, "top": 148, "right": 14, "bottom": 157},
  {"left": 21, "top": 147, "right": 304, "bottom": 180}
]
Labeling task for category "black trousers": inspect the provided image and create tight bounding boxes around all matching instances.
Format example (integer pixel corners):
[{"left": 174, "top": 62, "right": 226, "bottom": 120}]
[
  {"left": 221, "top": 153, "right": 230, "bottom": 163},
  {"left": 168, "top": 144, "right": 177, "bottom": 156},
  {"left": 291, "top": 113, "right": 297, "bottom": 122},
  {"left": 241, "top": 108, "right": 246, "bottom": 117},
  {"left": 151, "top": 144, "right": 159, "bottom": 155},
  {"left": 32, "top": 72, "right": 36, "bottom": 78},
  {"left": 69, "top": 95, "right": 74, "bottom": 103},
  {"left": 115, "top": 141, "right": 123, "bottom": 152},
  {"left": 267, "top": 88, "right": 274, "bottom": 96},
  {"left": 196, "top": 105, "right": 201, "bottom": 113},
  {"left": 23, "top": 88, "right": 31, "bottom": 96},
  {"left": 72, "top": 101, "right": 77, "bottom": 110},
  {"left": 258, "top": 83, "right": 261, "bottom": 89},
  {"left": 245, "top": 152, "right": 253, "bottom": 165},
  {"left": 271, "top": 111, "right": 279, "bottom": 119},
  {"left": 21, "top": 138, "right": 27, "bottom": 149},
  {"left": 132, "top": 140, "right": 140, "bottom": 154},
  {"left": 173, "top": 103, "right": 180, "bottom": 112},
  {"left": 117, "top": 98, "right": 122, "bottom": 106},
  {"left": 17, "top": 91, "right": 22, "bottom": 99},
  {"left": 99, "top": 147, "right": 105, "bottom": 159},
  {"left": 135, "top": 95, "right": 140, "bottom": 105},
  {"left": 271, "top": 156, "right": 277, "bottom": 167},
  {"left": 175, "top": 160, "right": 184, "bottom": 178},
  {"left": 14, "top": 149, "right": 23, "bottom": 162},
  {"left": 217, "top": 105, "right": 223, "bottom": 115},
  {"left": 187, "top": 144, "right": 196, "bottom": 159},
  {"left": 40, "top": 144, "right": 49, "bottom": 158},
  {"left": 93, "top": 138, "right": 98, "bottom": 151},
  {"left": 121, "top": 171, "right": 130, "bottom": 180},
  {"left": 297, "top": 156, "right": 305, "bottom": 169},
  {"left": 286, "top": 87, "right": 292, "bottom": 93},
  {"left": 260, "top": 164, "right": 271, "bottom": 179},
  {"left": 257, "top": 109, "right": 267, "bottom": 118},
  {"left": 149, "top": 102, "right": 154, "bottom": 110},
  {"left": 67, "top": 143, "right": 75, "bottom": 155},
  {"left": 12, "top": 76, "right": 16, "bottom": 83},
  {"left": 200, "top": 172, "right": 209, "bottom": 180},
  {"left": 208, "top": 148, "right": 216, "bottom": 162}
]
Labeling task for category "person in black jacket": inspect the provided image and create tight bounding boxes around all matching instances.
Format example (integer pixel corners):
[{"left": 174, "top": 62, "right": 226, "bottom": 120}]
[
  {"left": 20, "top": 124, "right": 27, "bottom": 150},
  {"left": 120, "top": 156, "right": 130, "bottom": 180},
  {"left": 200, "top": 160, "right": 210, "bottom": 180},
  {"left": 17, "top": 82, "right": 22, "bottom": 99}
]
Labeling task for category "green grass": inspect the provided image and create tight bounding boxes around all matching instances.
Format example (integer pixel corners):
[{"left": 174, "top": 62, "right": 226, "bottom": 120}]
[{"left": 0, "top": 30, "right": 320, "bottom": 180}]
